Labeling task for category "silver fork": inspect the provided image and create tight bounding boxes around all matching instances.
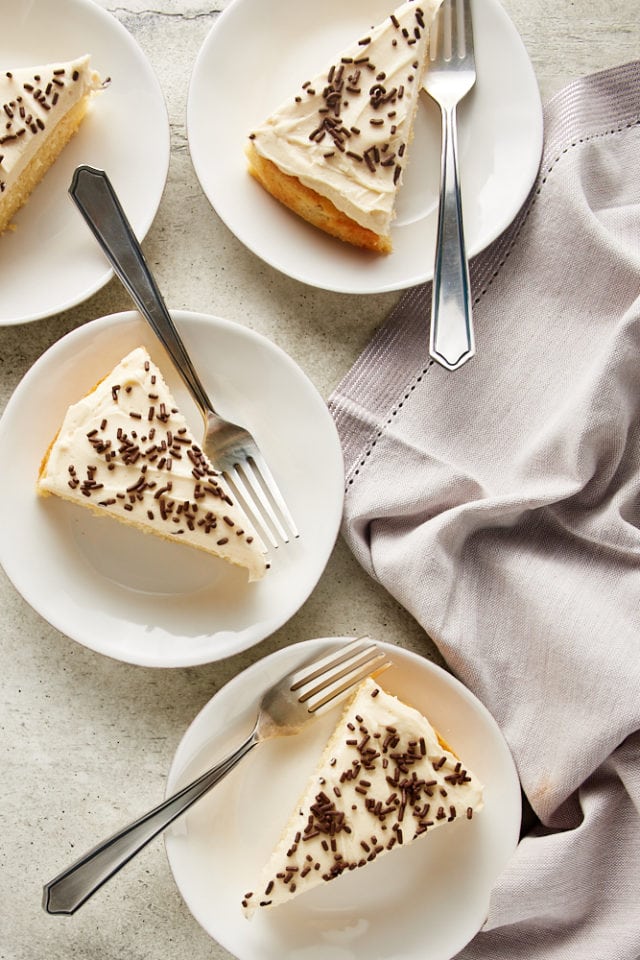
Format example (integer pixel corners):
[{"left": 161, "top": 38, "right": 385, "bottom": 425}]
[
  {"left": 69, "top": 164, "right": 298, "bottom": 548},
  {"left": 42, "top": 637, "right": 391, "bottom": 915},
  {"left": 423, "top": 0, "right": 476, "bottom": 371}
]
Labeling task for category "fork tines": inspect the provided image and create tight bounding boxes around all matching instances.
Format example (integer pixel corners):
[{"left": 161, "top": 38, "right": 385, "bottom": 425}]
[
  {"left": 430, "top": 0, "right": 475, "bottom": 64},
  {"left": 291, "top": 638, "right": 392, "bottom": 713},
  {"left": 223, "top": 453, "right": 299, "bottom": 548}
]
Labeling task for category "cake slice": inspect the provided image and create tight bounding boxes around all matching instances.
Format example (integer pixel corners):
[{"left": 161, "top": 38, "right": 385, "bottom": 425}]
[
  {"left": 37, "top": 347, "right": 269, "bottom": 581},
  {"left": 0, "top": 55, "right": 104, "bottom": 235},
  {"left": 242, "top": 676, "right": 483, "bottom": 915},
  {"left": 246, "top": 0, "right": 442, "bottom": 253}
]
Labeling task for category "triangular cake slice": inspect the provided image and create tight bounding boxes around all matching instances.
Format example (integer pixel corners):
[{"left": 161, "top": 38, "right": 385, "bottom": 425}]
[
  {"left": 0, "top": 55, "right": 104, "bottom": 235},
  {"left": 242, "top": 675, "right": 483, "bottom": 915},
  {"left": 246, "top": 0, "right": 442, "bottom": 253},
  {"left": 37, "top": 347, "right": 269, "bottom": 581}
]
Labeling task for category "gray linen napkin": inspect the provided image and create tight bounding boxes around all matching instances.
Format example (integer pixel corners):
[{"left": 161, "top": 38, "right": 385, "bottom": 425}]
[{"left": 329, "top": 61, "right": 640, "bottom": 959}]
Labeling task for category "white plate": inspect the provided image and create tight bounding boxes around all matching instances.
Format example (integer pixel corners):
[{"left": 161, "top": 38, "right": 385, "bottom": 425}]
[
  {"left": 0, "top": 0, "right": 170, "bottom": 324},
  {"left": 0, "top": 311, "right": 344, "bottom": 666},
  {"left": 187, "top": 0, "right": 543, "bottom": 295},
  {"left": 165, "top": 638, "right": 522, "bottom": 960}
]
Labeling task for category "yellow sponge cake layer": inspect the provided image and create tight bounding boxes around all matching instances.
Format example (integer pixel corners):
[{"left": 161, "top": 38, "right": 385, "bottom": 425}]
[
  {"left": 0, "top": 56, "right": 103, "bottom": 235},
  {"left": 246, "top": 142, "right": 391, "bottom": 254}
]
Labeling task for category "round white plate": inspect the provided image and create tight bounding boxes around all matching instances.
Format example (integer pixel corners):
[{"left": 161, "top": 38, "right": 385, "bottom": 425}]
[
  {"left": 0, "top": 0, "right": 170, "bottom": 324},
  {"left": 0, "top": 312, "right": 344, "bottom": 666},
  {"left": 187, "top": 0, "right": 543, "bottom": 295},
  {"left": 165, "top": 638, "right": 522, "bottom": 960}
]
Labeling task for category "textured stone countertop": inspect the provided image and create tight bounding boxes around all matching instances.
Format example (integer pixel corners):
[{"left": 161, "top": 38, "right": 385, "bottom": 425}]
[{"left": 0, "top": 2, "right": 638, "bottom": 958}]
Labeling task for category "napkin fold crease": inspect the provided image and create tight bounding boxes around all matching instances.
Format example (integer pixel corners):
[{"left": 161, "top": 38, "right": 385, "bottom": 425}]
[{"left": 329, "top": 61, "right": 640, "bottom": 959}]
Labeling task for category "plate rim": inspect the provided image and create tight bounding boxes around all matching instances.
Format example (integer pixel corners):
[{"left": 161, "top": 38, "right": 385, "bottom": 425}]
[
  {"left": 0, "top": 0, "right": 170, "bottom": 325},
  {"left": 0, "top": 310, "right": 345, "bottom": 667},
  {"left": 165, "top": 636, "right": 522, "bottom": 960},
  {"left": 186, "top": 0, "right": 543, "bottom": 295}
]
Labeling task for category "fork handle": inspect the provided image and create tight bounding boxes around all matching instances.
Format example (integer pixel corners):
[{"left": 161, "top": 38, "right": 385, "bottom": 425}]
[
  {"left": 42, "top": 728, "right": 259, "bottom": 916},
  {"left": 69, "top": 165, "right": 213, "bottom": 418},
  {"left": 429, "top": 104, "right": 475, "bottom": 371}
]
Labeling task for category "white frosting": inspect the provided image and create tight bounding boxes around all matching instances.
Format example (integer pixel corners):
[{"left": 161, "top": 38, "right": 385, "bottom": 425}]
[
  {"left": 243, "top": 676, "right": 484, "bottom": 915},
  {"left": 0, "top": 56, "right": 102, "bottom": 207},
  {"left": 249, "top": 0, "right": 442, "bottom": 236},
  {"left": 37, "top": 347, "right": 269, "bottom": 581}
]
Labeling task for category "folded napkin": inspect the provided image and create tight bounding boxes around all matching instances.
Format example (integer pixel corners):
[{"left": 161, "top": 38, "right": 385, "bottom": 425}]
[{"left": 329, "top": 61, "right": 640, "bottom": 959}]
